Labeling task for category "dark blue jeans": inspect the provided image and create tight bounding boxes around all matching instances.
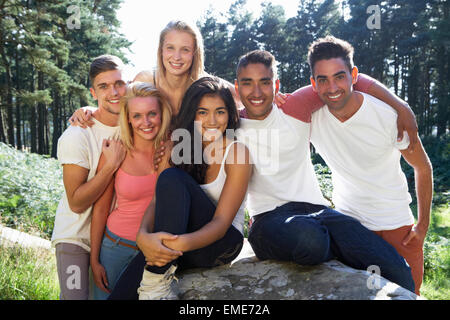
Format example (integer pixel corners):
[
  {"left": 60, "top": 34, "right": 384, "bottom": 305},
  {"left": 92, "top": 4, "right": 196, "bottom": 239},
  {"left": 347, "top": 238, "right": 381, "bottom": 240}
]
[
  {"left": 248, "top": 202, "right": 415, "bottom": 293},
  {"left": 108, "top": 168, "right": 244, "bottom": 300}
]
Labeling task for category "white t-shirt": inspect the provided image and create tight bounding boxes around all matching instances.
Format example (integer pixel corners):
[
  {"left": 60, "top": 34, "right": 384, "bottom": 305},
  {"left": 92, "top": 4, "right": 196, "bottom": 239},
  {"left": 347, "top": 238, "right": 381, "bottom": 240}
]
[
  {"left": 310, "top": 92, "right": 414, "bottom": 231},
  {"left": 200, "top": 141, "right": 246, "bottom": 235},
  {"left": 51, "top": 118, "right": 120, "bottom": 251},
  {"left": 236, "top": 105, "right": 329, "bottom": 218}
]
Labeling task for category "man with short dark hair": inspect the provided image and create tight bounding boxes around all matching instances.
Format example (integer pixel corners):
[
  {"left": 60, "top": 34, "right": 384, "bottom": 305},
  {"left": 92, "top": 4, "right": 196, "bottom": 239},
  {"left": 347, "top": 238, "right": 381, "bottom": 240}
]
[
  {"left": 234, "top": 50, "right": 416, "bottom": 293},
  {"left": 306, "top": 36, "right": 433, "bottom": 295},
  {"left": 51, "top": 54, "right": 127, "bottom": 299}
]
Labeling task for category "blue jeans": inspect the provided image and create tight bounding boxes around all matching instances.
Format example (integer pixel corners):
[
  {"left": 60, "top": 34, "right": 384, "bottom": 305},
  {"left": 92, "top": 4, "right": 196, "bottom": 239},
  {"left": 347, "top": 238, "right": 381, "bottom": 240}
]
[
  {"left": 93, "top": 227, "right": 140, "bottom": 300},
  {"left": 248, "top": 202, "right": 415, "bottom": 293},
  {"left": 108, "top": 168, "right": 244, "bottom": 300}
]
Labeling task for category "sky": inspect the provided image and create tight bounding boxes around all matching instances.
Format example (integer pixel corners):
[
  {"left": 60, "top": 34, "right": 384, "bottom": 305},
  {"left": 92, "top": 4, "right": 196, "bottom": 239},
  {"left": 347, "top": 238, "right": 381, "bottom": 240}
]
[{"left": 116, "top": 0, "right": 300, "bottom": 80}]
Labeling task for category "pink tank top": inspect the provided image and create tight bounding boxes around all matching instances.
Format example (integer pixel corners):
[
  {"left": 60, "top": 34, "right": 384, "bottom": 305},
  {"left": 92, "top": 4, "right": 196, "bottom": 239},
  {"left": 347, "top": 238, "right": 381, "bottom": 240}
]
[{"left": 107, "top": 168, "right": 157, "bottom": 241}]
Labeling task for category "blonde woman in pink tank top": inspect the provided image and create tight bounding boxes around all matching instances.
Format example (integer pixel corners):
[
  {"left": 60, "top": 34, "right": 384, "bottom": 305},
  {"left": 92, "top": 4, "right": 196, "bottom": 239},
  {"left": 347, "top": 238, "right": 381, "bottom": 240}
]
[{"left": 89, "top": 82, "right": 172, "bottom": 300}]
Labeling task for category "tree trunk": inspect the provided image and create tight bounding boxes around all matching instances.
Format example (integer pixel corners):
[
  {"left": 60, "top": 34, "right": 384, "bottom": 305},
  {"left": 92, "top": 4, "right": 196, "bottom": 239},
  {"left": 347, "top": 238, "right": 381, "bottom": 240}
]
[
  {"left": 15, "top": 47, "right": 22, "bottom": 149},
  {"left": 0, "top": 32, "right": 14, "bottom": 145},
  {"left": 393, "top": 45, "right": 399, "bottom": 96},
  {"left": 0, "top": 104, "right": 6, "bottom": 143},
  {"left": 30, "top": 68, "right": 37, "bottom": 153},
  {"left": 37, "top": 71, "right": 45, "bottom": 154}
]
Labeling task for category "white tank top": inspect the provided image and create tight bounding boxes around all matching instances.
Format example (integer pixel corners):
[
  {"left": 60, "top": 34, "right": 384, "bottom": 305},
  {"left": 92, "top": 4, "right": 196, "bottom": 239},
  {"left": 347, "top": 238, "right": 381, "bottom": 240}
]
[{"left": 200, "top": 141, "right": 246, "bottom": 235}]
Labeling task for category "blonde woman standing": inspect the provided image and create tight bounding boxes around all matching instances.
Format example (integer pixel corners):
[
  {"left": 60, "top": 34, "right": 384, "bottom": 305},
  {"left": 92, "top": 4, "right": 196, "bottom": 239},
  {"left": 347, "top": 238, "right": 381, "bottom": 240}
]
[
  {"left": 151, "top": 20, "right": 206, "bottom": 113},
  {"left": 72, "top": 20, "right": 235, "bottom": 126},
  {"left": 134, "top": 20, "right": 244, "bottom": 115}
]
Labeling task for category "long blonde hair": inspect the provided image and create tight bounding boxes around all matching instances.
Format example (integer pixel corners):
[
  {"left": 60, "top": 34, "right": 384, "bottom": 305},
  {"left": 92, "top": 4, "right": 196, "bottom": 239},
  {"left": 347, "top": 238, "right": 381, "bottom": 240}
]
[
  {"left": 156, "top": 20, "right": 205, "bottom": 89},
  {"left": 119, "top": 82, "right": 172, "bottom": 150}
]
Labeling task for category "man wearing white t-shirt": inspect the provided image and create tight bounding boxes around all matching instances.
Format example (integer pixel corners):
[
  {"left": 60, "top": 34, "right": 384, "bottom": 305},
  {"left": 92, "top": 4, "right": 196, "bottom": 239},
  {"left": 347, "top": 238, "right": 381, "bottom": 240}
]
[
  {"left": 235, "top": 50, "right": 416, "bottom": 293},
  {"left": 307, "top": 36, "right": 433, "bottom": 295},
  {"left": 51, "top": 55, "right": 126, "bottom": 299}
]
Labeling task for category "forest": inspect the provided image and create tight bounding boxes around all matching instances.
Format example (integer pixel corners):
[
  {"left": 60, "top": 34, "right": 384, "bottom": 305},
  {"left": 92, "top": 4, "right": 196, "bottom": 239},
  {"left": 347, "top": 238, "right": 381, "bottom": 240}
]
[
  {"left": 0, "top": 0, "right": 449, "bottom": 300},
  {"left": 0, "top": 0, "right": 448, "bottom": 156}
]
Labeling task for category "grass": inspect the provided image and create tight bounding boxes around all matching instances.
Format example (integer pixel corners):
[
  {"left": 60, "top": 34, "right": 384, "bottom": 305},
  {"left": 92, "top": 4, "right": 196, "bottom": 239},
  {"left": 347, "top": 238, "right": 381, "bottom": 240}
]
[
  {"left": 0, "top": 142, "right": 63, "bottom": 239},
  {"left": 420, "top": 203, "right": 450, "bottom": 300},
  {"left": 0, "top": 241, "right": 59, "bottom": 300}
]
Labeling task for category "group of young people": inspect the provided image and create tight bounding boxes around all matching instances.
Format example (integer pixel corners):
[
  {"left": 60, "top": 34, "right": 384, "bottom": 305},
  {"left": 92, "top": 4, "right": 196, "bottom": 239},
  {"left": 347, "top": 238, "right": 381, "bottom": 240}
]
[{"left": 51, "top": 19, "right": 432, "bottom": 300}]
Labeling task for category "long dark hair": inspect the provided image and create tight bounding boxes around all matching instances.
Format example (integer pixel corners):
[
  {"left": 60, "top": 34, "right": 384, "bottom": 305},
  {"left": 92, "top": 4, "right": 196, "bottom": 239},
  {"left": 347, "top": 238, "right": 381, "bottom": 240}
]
[{"left": 171, "top": 76, "right": 239, "bottom": 184}]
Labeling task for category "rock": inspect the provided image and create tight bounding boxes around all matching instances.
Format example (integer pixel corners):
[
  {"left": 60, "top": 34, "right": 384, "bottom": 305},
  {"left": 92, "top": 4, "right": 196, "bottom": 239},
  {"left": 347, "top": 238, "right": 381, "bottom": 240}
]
[
  {"left": 0, "top": 226, "right": 422, "bottom": 300},
  {"left": 0, "top": 224, "right": 53, "bottom": 251},
  {"left": 178, "top": 240, "right": 422, "bottom": 300}
]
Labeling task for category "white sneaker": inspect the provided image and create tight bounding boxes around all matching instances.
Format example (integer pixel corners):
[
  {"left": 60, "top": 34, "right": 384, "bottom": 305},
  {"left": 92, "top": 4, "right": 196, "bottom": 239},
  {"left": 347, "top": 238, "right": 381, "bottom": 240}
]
[{"left": 137, "top": 265, "right": 179, "bottom": 300}]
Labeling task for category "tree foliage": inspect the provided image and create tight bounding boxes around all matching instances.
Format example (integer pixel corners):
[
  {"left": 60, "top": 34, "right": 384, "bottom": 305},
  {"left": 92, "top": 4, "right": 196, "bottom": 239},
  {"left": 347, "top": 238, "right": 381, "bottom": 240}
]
[
  {"left": 0, "top": 0, "right": 448, "bottom": 156},
  {"left": 198, "top": 0, "right": 449, "bottom": 136},
  {"left": 0, "top": 0, "right": 131, "bottom": 156}
]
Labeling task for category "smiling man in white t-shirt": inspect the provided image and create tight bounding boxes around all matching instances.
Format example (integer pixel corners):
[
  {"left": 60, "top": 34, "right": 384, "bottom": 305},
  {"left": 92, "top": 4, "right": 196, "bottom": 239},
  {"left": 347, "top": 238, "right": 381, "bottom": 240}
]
[
  {"left": 307, "top": 36, "right": 433, "bottom": 295},
  {"left": 51, "top": 55, "right": 127, "bottom": 299},
  {"left": 234, "top": 50, "right": 416, "bottom": 294}
]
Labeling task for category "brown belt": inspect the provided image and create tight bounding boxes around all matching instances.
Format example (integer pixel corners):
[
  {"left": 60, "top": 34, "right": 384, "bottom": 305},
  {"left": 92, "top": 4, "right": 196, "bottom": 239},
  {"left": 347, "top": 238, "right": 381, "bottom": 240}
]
[{"left": 104, "top": 232, "right": 139, "bottom": 251}]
